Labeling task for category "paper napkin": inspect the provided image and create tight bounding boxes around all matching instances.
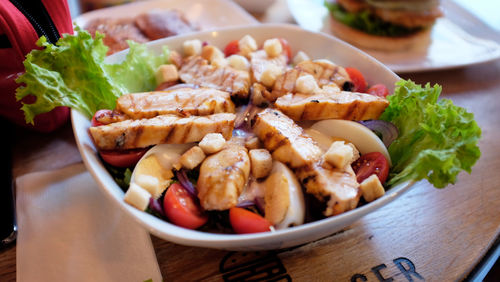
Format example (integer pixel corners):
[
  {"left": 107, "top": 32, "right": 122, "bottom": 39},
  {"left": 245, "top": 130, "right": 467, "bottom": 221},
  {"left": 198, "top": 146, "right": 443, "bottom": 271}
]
[{"left": 16, "top": 163, "right": 162, "bottom": 282}]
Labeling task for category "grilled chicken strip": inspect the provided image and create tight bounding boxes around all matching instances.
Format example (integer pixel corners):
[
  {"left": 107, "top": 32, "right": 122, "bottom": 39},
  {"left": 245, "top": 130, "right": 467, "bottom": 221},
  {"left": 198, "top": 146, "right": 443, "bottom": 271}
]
[
  {"left": 90, "top": 113, "right": 235, "bottom": 150},
  {"left": 115, "top": 87, "right": 235, "bottom": 119},
  {"left": 252, "top": 109, "right": 322, "bottom": 168},
  {"left": 250, "top": 50, "right": 288, "bottom": 84},
  {"left": 252, "top": 108, "right": 360, "bottom": 215},
  {"left": 197, "top": 144, "right": 250, "bottom": 210},
  {"left": 271, "top": 60, "right": 352, "bottom": 100},
  {"left": 296, "top": 162, "right": 360, "bottom": 216},
  {"left": 275, "top": 89, "right": 389, "bottom": 121},
  {"left": 179, "top": 56, "right": 251, "bottom": 99}
]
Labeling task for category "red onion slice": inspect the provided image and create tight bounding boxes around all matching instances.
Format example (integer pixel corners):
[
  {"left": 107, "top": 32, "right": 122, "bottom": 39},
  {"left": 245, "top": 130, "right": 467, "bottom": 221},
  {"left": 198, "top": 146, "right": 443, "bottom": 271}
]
[
  {"left": 358, "top": 120, "right": 399, "bottom": 148},
  {"left": 149, "top": 197, "right": 165, "bottom": 217},
  {"left": 175, "top": 169, "right": 197, "bottom": 197},
  {"left": 236, "top": 200, "right": 255, "bottom": 208}
]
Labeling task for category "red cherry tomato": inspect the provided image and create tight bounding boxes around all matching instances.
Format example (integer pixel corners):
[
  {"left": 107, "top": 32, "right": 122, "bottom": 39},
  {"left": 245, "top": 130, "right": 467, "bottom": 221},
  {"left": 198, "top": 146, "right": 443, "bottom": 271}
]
[
  {"left": 345, "top": 67, "right": 367, "bottom": 93},
  {"left": 367, "top": 84, "right": 389, "bottom": 98},
  {"left": 229, "top": 207, "right": 271, "bottom": 234},
  {"left": 278, "top": 38, "right": 292, "bottom": 61},
  {"left": 163, "top": 183, "right": 208, "bottom": 229},
  {"left": 351, "top": 152, "right": 390, "bottom": 184},
  {"left": 91, "top": 109, "right": 113, "bottom": 127},
  {"left": 224, "top": 40, "right": 240, "bottom": 57},
  {"left": 99, "top": 148, "right": 147, "bottom": 168}
]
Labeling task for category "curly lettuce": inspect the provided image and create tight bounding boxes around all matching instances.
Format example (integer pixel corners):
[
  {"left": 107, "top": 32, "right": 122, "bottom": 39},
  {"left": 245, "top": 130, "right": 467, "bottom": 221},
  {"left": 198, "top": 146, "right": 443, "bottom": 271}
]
[
  {"left": 324, "top": 1, "right": 422, "bottom": 37},
  {"left": 15, "top": 27, "right": 169, "bottom": 124},
  {"left": 380, "top": 80, "right": 481, "bottom": 188}
]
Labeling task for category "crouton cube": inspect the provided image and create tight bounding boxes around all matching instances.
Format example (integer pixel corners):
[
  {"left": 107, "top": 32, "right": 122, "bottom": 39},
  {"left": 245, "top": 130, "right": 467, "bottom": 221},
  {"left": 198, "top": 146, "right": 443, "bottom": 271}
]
[
  {"left": 199, "top": 133, "right": 226, "bottom": 154},
  {"left": 346, "top": 143, "right": 360, "bottom": 163},
  {"left": 263, "top": 38, "right": 283, "bottom": 58},
  {"left": 156, "top": 64, "right": 179, "bottom": 85},
  {"left": 183, "top": 39, "right": 202, "bottom": 56},
  {"left": 261, "top": 64, "right": 283, "bottom": 88},
  {"left": 169, "top": 50, "right": 183, "bottom": 68},
  {"left": 227, "top": 54, "right": 250, "bottom": 71},
  {"left": 180, "top": 146, "right": 206, "bottom": 169},
  {"left": 238, "top": 35, "right": 257, "bottom": 57},
  {"left": 359, "top": 174, "right": 385, "bottom": 202},
  {"left": 124, "top": 183, "right": 151, "bottom": 211},
  {"left": 201, "top": 45, "right": 224, "bottom": 63},
  {"left": 245, "top": 136, "right": 262, "bottom": 150},
  {"left": 296, "top": 74, "right": 319, "bottom": 94},
  {"left": 324, "top": 141, "right": 355, "bottom": 168},
  {"left": 249, "top": 149, "right": 273, "bottom": 178},
  {"left": 293, "top": 51, "right": 310, "bottom": 65}
]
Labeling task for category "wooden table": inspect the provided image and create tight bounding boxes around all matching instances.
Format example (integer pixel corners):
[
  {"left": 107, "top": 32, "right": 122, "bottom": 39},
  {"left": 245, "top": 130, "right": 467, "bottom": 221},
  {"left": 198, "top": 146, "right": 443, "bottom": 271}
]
[{"left": 1, "top": 0, "right": 499, "bottom": 281}]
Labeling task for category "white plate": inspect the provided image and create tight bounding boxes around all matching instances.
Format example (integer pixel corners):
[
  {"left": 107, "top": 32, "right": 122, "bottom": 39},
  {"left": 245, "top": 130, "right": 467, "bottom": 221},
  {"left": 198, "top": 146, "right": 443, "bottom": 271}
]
[
  {"left": 287, "top": 0, "right": 500, "bottom": 73},
  {"left": 72, "top": 24, "right": 417, "bottom": 251},
  {"left": 74, "top": 0, "right": 259, "bottom": 30}
]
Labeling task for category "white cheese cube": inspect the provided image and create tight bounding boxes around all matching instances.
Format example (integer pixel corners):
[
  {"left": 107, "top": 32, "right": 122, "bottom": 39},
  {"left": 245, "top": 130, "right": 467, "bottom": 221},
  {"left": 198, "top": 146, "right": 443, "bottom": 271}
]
[
  {"left": 124, "top": 183, "right": 151, "bottom": 211},
  {"left": 211, "top": 57, "right": 228, "bottom": 68},
  {"left": 155, "top": 64, "right": 179, "bottom": 85},
  {"left": 227, "top": 54, "right": 250, "bottom": 71},
  {"left": 260, "top": 64, "right": 283, "bottom": 88},
  {"left": 199, "top": 133, "right": 226, "bottom": 154},
  {"left": 293, "top": 51, "right": 310, "bottom": 65},
  {"left": 295, "top": 74, "right": 319, "bottom": 94},
  {"left": 180, "top": 146, "right": 206, "bottom": 169},
  {"left": 134, "top": 175, "right": 162, "bottom": 199},
  {"left": 324, "top": 141, "right": 355, "bottom": 168},
  {"left": 182, "top": 39, "right": 202, "bottom": 56},
  {"left": 238, "top": 35, "right": 257, "bottom": 57},
  {"left": 359, "top": 174, "right": 385, "bottom": 202},
  {"left": 249, "top": 149, "right": 273, "bottom": 178},
  {"left": 245, "top": 136, "right": 262, "bottom": 150},
  {"left": 263, "top": 38, "right": 283, "bottom": 58}
]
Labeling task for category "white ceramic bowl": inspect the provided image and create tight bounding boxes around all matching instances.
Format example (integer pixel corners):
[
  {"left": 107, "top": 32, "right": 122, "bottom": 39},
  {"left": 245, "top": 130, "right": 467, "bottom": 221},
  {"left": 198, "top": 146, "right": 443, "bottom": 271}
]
[{"left": 72, "top": 24, "right": 416, "bottom": 251}]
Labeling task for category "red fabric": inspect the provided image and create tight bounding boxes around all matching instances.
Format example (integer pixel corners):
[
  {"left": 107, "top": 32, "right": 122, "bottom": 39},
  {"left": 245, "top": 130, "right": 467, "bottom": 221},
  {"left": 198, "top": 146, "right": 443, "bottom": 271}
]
[{"left": 0, "top": 0, "right": 73, "bottom": 132}]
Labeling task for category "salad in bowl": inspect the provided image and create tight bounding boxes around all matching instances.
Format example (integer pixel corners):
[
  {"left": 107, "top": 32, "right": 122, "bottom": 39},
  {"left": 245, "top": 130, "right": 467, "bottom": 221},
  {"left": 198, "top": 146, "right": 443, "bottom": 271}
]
[{"left": 15, "top": 24, "right": 480, "bottom": 250}]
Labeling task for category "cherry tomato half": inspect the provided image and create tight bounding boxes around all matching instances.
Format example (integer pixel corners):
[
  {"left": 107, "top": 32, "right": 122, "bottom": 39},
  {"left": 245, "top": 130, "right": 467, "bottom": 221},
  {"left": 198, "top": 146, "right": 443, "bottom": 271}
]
[
  {"left": 99, "top": 148, "right": 147, "bottom": 168},
  {"left": 367, "top": 84, "right": 389, "bottom": 98},
  {"left": 91, "top": 109, "right": 113, "bottom": 127},
  {"left": 351, "top": 152, "right": 390, "bottom": 184},
  {"left": 163, "top": 183, "right": 208, "bottom": 229},
  {"left": 278, "top": 38, "right": 292, "bottom": 62},
  {"left": 224, "top": 40, "right": 240, "bottom": 57},
  {"left": 229, "top": 207, "right": 271, "bottom": 234},
  {"left": 345, "top": 67, "right": 367, "bottom": 93}
]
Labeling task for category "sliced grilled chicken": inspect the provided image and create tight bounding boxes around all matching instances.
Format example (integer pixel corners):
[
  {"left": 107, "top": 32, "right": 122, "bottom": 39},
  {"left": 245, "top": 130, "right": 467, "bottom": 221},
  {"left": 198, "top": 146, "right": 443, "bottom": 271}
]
[
  {"left": 252, "top": 108, "right": 322, "bottom": 168},
  {"left": 115, "top": 87, "right": 235, "bottom": 119},
  {"left": 296, "top": 162, "right": 360, "bottom": 216},
  {"left": 89, "top": 113, "right": 235, "bottom": 150},
  {"left": 197, "top": 144, "right": 250, "bottom": 210},
  {"left": 249, "top": 50, "right": 288, "bottom": 84},
  {"left": 179, "top": 56, "right": 251, "bottom": 99},
  {"left": 271, "top": 60, "right": 352, "bottom": 100},
  {"left": 275, "top": 89, "right": 389, "bottom": 121},
  {"left": 253, "top": 108, "right": 360, "bottom": 216}
]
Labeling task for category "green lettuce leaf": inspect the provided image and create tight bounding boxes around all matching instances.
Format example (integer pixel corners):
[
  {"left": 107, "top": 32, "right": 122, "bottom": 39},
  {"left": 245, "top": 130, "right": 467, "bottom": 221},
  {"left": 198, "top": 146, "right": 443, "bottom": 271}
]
[
  {"left": 324, "top": 1, "right": 422, "bottom": 37},
  {"left": 15, "top": 27, "right": 169, "bottom": 124},
  {"left": 380, "top": 80, "right": 481, "bottom": 188}
]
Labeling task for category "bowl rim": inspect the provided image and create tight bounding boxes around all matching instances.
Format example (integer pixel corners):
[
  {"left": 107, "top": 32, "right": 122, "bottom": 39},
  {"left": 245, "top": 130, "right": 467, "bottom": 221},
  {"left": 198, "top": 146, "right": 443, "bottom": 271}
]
[{"left": 72, "top": 23, "right": 414, "bottom": 250}]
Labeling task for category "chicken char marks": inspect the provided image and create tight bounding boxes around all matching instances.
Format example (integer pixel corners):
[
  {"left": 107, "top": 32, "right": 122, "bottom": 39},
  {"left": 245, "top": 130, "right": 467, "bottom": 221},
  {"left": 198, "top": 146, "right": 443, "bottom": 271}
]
[
  {"left": 252, "top": 108, "right": 360, "bottom": 216},
  {"left": 89, "top": 113, "right": 235, "bottom": 150}
]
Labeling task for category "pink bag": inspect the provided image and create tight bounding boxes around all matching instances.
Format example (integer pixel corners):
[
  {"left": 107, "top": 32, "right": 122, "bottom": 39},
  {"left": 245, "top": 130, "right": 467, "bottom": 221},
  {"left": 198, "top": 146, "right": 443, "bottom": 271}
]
[{"left": 0, "top": 0, "right": 73, "bottom": 132}]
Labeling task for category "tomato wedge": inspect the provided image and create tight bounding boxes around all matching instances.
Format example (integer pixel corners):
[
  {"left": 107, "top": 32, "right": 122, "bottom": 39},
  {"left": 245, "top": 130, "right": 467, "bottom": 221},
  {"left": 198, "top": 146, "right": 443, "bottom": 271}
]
[
  {"left": 345, "top": 67, "right": 367, "bottom": 93},
  {"left": 351, "top": 152, "right": 390, "bottom": 184},
  {"left": 229, "top": 207, "right": 271, "bottom": 234},
  {"left": 278, "top": 38, "right": 292, "bottom": 62},
  {"left": 367, "top": 84, "right": 389, "bottom": 98},
  {"left": 99, "top": 148, "right": 147, "bottom": 168},
  {"left": 224, "top": 39, "right": 240, "bottom": 57},
  {"left": 163, "top": 183, "right": 208, "bottom": 229}
]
